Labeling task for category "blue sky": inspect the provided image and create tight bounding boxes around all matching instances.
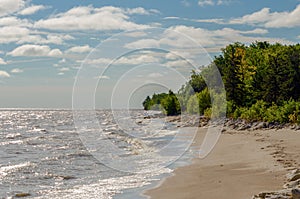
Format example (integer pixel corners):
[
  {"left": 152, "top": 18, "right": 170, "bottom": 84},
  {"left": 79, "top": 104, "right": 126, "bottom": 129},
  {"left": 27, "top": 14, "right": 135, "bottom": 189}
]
[{"left": 0, "top": 0, "right": 299, "bottom": 108}]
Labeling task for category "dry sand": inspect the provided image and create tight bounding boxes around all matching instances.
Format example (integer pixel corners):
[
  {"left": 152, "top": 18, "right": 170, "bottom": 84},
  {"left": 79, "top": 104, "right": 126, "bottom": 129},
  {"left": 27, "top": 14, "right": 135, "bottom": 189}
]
[{"left": 145, "top": 127, "right": 300, "bottom": 199}]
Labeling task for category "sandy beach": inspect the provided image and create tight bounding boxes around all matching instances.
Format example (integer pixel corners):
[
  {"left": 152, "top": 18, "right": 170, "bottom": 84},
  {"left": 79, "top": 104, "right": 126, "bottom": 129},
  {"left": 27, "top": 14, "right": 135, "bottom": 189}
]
[{"left": 145, "top": 127, "right": 300, "bottom": 199}]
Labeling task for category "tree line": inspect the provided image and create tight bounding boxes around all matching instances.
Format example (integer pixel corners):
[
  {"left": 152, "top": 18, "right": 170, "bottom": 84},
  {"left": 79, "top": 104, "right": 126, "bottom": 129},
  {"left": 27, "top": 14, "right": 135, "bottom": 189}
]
[{"left": 143, "top": 41, "right": 300, "bottom": 123}]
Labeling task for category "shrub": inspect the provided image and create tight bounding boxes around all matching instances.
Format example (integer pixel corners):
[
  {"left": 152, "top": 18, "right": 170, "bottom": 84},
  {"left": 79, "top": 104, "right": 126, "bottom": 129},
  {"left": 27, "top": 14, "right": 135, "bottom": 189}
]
[
  {"left": 286, "top": 100, "right": 300, "bottom": 124},
  {"left": 204, "top": 107, "right": 212, "bottom": 118},
  {"left": 262, "top": 100, "right": 300, "bottom": 123},
  {"left": 187, "top": 94, "right": 199, "bottom": 114},
  {"left": 264, "top": 103, "right": 281, "bottom": 123},
  {"left": 280, "top": 100, "right": 297, "bottom": 123},
  {"left": 233, "top": 107, "right": 242, "bottom": 119},
  {"left": 161, "top": 90, "right": 181, "bottom": 116},
  {"left": 210, "top": 90, "right": 227, "bottom": 118},
  {"left": 240, "top": 100, "right": 267, "bottom": 122},
  {"left": 197, "top": 88, "right": 211, "bottom": 115},
  {"left": 226, "top": 100, "right": 236, "bottom": 118}
]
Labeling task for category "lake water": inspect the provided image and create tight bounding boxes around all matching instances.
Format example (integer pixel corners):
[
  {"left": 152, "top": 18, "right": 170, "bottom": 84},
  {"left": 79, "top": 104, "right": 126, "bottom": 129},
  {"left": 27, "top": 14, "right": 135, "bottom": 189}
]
[{"left": 0, "top": 109, "right": 196, "bottom": 199}]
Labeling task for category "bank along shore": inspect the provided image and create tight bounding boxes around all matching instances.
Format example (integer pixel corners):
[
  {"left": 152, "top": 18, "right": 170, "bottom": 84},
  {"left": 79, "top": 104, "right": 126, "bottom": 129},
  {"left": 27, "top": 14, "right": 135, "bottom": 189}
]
[{"left": 143, "top": 115, "right": 300, "bottom": 199}]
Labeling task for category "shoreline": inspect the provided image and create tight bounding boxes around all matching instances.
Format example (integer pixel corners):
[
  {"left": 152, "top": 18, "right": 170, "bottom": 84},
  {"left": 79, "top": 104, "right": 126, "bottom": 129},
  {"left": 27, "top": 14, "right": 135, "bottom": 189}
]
[{"left": 144, "top": 126, "right": 300, "bottom": 199}]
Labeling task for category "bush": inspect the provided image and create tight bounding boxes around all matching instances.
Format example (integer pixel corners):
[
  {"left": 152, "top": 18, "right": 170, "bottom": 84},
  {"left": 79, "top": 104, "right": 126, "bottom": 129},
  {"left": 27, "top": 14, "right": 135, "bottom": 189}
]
[
  {"left": 161, "top": 90, "right": 181, "bottom": 116},
  {"left": 187, "top": 94, "right": 199, "bottom": 114},
  {"left": 204, "top": 107, "right": 212, "bottom": 118},
  {"left": 281, "top": 100, "right": 297, "bottom": 123},
  {"left": 186, "top": 88, "right": 212, "bottom": 115},
  {"left": 226, "top": 100, "right": 236, "bottom": 118},
  {"left": 233, "top": 107, "right": 242, "bottom": 119},
  {"left": 240, "top": 100, "right": 267, "bottom": 122},
  {"left": 264, "top": 103, "right": 281, "bottom": 123},
  {"left": 291, "top": 101, "right": 300, "bottom": 124},
  {"left": 263, "top": 100, "right": 300, "bottom": 124},
  {"left": 197, "top": 88, "right": 211, "bottom": 115}
]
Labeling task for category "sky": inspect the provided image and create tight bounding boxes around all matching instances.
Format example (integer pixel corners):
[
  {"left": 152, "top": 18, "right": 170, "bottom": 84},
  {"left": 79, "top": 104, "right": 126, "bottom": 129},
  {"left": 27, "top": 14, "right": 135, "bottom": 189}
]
[{"left": 0, "top": 0, "right": 299, "bottom": 109}]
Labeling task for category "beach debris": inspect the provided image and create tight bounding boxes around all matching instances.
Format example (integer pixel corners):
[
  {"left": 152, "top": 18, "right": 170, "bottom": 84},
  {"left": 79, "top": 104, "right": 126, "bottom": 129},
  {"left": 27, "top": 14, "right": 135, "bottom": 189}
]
[
  {"left": 57, "top": 175, "right": 76, "bottom": 180},
  {"left": 292, "top": 189, "right": 300, "bottom": 199},
  {"left": 288, "top": 169, "right": 300, "bottom": 182},
  {"left": 252, "top": 190, "right": 291, "bottom": 199},
  {"left": 290, "top": 173, "right": 300, "bottom": 182},
  {"left": 15, "top": 193, "right": 31, "bottom": 197},
  {"left": 283, "top": 179, "right": 300, "bottom": 189},
  {"left": 253, "top": 169, "right": 300, "bottom": 199}
]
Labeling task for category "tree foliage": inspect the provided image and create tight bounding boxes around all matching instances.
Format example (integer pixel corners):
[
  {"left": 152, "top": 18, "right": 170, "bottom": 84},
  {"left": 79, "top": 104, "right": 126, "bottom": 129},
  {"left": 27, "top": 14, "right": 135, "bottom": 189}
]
[
  {"left": 142, "top": 90, "right": 181, "bottom": 116},
  {"left": 142, "top": 41, "right": 300, "bottom": 123}
]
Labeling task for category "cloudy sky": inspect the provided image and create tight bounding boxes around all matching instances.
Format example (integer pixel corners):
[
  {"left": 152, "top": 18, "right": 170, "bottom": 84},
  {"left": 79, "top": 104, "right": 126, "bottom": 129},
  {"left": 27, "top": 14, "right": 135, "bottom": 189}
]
[{"left": 0, "top": 0, "right": 299, "bottom": 108}]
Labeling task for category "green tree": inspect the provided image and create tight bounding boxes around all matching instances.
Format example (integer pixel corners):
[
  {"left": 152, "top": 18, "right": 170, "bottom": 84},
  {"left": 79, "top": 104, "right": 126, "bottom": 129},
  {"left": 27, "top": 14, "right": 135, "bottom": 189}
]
[
  {"left": 214, "top": 42, "right": 247, "bottom": 106},
  {"left": 142, "top": 96, "right": 151, "bottom": 110},
  {"left": 189, "top": 70, "right": 207, "bottom": 93},
  {"left": 260, "top": 45, "right": 295, "bottom": 104},
  {"left": 187, "top": 94, "right": 199, "bottom": 114},
  {"left": 197, "top": 88, "right": 211, "bottom": 115},
  {"left": 161, "top": 90, "right": 181, "bottom": 116}
]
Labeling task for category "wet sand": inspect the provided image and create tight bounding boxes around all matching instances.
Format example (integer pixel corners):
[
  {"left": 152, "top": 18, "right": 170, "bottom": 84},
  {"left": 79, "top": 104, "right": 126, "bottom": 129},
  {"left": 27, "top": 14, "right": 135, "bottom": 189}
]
[{"left": 145, "top": 127, "right": 300, "bottom": 199}]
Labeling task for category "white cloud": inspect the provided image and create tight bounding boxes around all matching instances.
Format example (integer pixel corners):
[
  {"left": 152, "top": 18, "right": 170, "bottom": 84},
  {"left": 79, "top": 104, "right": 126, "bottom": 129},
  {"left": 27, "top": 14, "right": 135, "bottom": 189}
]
[
  {"left": 11, "top": 68, "right": 23, "bottom": 73},
  {"left": 0, "top": 16, "right": 31, "bottom": 27},
  {"left": 125, "top": 25, "right": 292, "bottom": 53},
  {"left": 48, "top": 49, "right": 62, "bottom": 57},
  {"left": 0, "top": 70, "right": 10, "bottom": 77},
  {"left": 41, "top": 34, "right": 74, "bottom": 45},
  {"left": 59, "top": 58, "right": 66, "bottom": 63},
  {"left": 0, "top": 0, "right": 25, "bottom": 17},
  {"left": 170, "top": 26, "right": 290, "bottom": 48},
  {"left": 229, "top": 5, "right": 300, "bottom": 28},
  {"left": 216, "top": 0, "right": 232, "bottom": 5},
  {"left": 181, "top": 0, "right": 191, "bottom": 7},
  {"left": 95, "top": 75, "right": 110, "bottom": 79},
  {"left": 163, "top": 25, "right": 217, "bottom": 47},
  {"left": 0, "top": 58, "right": 7, "bottom": 64},
  {"left": 165, "top": 59, "right": 189, "bottom": 67},
  {"left": 164, "top": 16, "right": 181, "bottom": 20},
  {"left": 8, "top": 44, "right": 62, "bottom": 57},
  {"left": 198, "top": 0, "right": 214, "bottom": 6},
  {"left": 124, "top": 39, "right": 160, "bottom": 49},
  {"left": 178, "top": 4, "right": 300, "bottom": 29},
  {"left": 164, "top": 16, "right": 226, "bottom": 25},
  {"left": 0, "top": 26, "right": 30, "bottom": 43},
  {"left": 125, "top": 7, "right": 159, "bottom": 15},
  {"left": 0, "top": 26, "right": 73, "bottom": 44},
  {"left": 78, "top": 58, "right": 112, "bottom": 65},
  {"left": 241, "top": 28, "right": 268, "bottom": 35},
  {"left": 148, "top": 73, "right": 163, "bottom": 78},
  {"left": 124, "top": 31, "right": 147, "bottom": 38},
  {"left": 195, "top": 18, "right": 225, "bottom": 24},
  {"left": 229, "top": 8, "right": 273, "bottom": 25},
  {"left": 58, "top": 72, "right": 64, "bottom": 75},
  {"left": 198, "top": 0, "right": 231, "bottom": 6},
  {"left": 80, "top": 53, "right": 161, "bottom": 68},
  {"left": 59, "top": 67, "right": 70, "bottom": 72},
  {"left": 66, "top": 45, "right": 92, "bottom": 53},
  {"left": 116, "top": 54, "right": 160, "bottom": 65},
  {"left": 19, "top": 5, "right": 46, "bottom": 15},
  {"left": 34, "top": 6, "right": 150, "bottom": 31}
]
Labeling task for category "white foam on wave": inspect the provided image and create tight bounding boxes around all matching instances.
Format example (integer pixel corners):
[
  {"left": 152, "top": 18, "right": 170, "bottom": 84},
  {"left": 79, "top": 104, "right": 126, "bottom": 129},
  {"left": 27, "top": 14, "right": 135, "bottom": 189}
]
[
  {"left": 34, "top": 167, "right": 172, "bottom": 199},
  {"left": 5, "top": 133, "right": 22, "bottom": 139},
  {"left": 0, "top": 140, "right": 23, "bottom": 146},
  {"left": 0, "top": 162, "right": 33, "bottom": 179}
]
